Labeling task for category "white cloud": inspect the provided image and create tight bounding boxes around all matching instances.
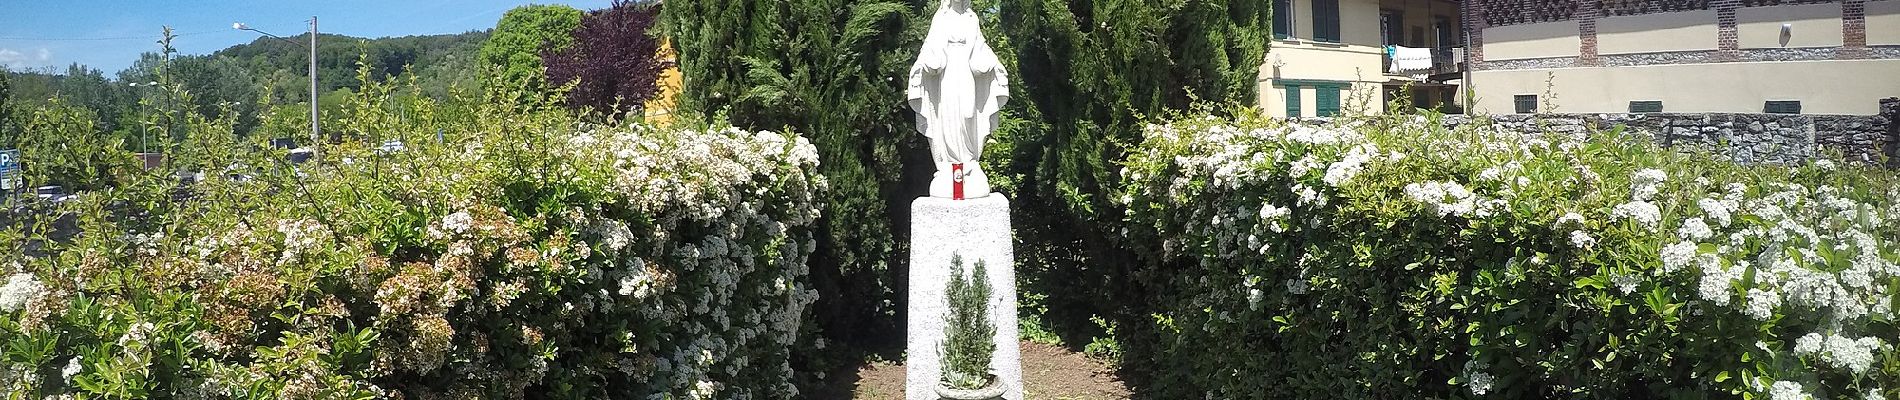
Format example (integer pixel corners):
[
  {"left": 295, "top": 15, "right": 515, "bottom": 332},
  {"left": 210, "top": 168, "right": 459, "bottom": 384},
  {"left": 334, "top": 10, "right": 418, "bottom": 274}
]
[{"left": 0, "top": 47, "right": 53, "bottom": 69}]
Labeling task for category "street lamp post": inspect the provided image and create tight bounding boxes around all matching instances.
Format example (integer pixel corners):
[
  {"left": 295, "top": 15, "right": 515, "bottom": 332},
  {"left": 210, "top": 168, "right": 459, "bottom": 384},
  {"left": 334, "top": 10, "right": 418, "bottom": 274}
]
[{"left": 235, "top": 18, "right": 319, "bottom": 154}]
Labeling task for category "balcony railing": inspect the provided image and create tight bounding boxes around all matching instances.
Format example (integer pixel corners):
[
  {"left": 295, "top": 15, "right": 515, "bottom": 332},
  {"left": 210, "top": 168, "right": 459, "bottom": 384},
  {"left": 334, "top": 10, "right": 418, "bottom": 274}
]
[{"left": 1385, "top": 47, "right": 1465, "bottom": 80}]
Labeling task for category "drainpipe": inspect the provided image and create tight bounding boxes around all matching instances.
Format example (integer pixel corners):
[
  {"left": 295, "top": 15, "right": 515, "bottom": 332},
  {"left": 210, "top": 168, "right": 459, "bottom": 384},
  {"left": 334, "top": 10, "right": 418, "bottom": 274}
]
[{"left": 1461, "top": 0, "right": 1473, "bottom": 114}]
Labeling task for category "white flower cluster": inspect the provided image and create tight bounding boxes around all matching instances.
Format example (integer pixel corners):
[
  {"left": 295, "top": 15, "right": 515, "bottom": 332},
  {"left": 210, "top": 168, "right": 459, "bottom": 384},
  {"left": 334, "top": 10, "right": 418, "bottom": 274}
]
[
  {"left": 61, "top": 355, "right": 82, "bottom": 381},
  {"left": 1702, "top": 184, "right": 1897, "bottom": 324},
  {"left": 688, "top": 379, "right": 722, "bottom": 400},
  {"left": 1769, "top": 381, "right": 1810, "bottom": 400},
  {"left": 1463, "top": 360, "right": 1494, "bottom": 396},
  {"left": 1677, "top": 217, "right": 1714, "bottom": 241},
  {"left": 592, "top": 219, "right": 635, "bottom": 253},
  {"left": 1743, "top": 288, "right": 1780, "bottom": 320},
  {"left": 1698, "top": 197, "right": 1735, "bottom": 227},
  {"left": 1404, "top": 181, "right": 1477, "bottom": 218},
  {"left": 1611, "top": 273, "right": 1641, "bottom": 294},
  {"left": 117, "top": 322, "right": 156, "bottom": 348},
  {"left": 0, "top": 272, "right": 44, "bottom": 312},
  {"left": 1611, "top": 200, "right": 1662, "bottom": 231},
  {"left": 1476, "top": 161, "right": 1521, "bottom": 183},
  {"left": 1258, "top": 203, "right": 1291, "bottom": 233},
  {"left": 1601, "top": 169, "right": 1669, "bottom": 231},
  {"left": 1552, "top": 213, "right": 1597, "bottom": 250},
  {"left": 1792, "top": 332, "right": 1884, "bottom": 374},
  {"left": 1284, "top": 124, "right": 1362, "bottom": 146},
  {"left": 617, "top": 257, "right": 656, "bottom": 299},
  {"left": 1659, "top": 241, "right": 1699, "bottom": 274},
  {"left": 1569, "top": 230, "right": 1597, "bottom": 250},
  {"left": 426, "top": 211, "right": 474, "bottom": 240},
  {"left": 274, "top": 218, "right": 327, "bottom": 265},
  {"left": 1630, "top": 168, "right": 1667, "bottom": 200},
  {"left": 1697, "top": 259, "right": 1742, "bottom": 307},
  {"left": 1322, "top": 143, "right": 1379, "bottom": 187},
  {"left": 568, "top": 125, "right": 824, "bottom": 222}
]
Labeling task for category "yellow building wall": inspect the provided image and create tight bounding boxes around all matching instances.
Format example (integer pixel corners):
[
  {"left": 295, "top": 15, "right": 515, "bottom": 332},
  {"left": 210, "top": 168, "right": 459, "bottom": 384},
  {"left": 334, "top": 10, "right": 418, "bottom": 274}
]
[
  {"left": 1261, "top": 81, "right": 1386, "bottom": 118},
  {"left": 1259, "top": 43, "right": 1387, "bottom": 117},
  {"left": 1378, "top": 0, "right": 1462, "bottom": 48},
  {"left": 1469, "top": 59, "right": 1900, "bottom": 115},
  {"left": 1286, "top": 0, "right": 1383, "bottom": 44},
  {"left": 643, "top": 41, "right": 683, "bottom": 126},
  {"left": 1598, "top": 10, "right": 1719, "bottom": 54},
  {"left": 1869, "top": 0, "right": 1900, "bottom": 46},
  {"left": 1483, "top": 21, "right": 1580, "bottom": 60},
  {"left": 1260, "top": 0, "right": 1388, "bottom": 117},
  {"left": 1736, "top": 4, "right": 1842, "bottom": 49}
]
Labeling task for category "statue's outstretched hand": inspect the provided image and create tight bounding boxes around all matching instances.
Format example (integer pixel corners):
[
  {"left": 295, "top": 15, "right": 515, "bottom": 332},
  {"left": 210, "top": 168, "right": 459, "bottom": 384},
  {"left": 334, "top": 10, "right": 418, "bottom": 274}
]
[
  {"left": 970, "top": 49, "right": 998, "bottom": 74},
  {"left": 921, "top": 48, "right": 947, "bottom": 73}
]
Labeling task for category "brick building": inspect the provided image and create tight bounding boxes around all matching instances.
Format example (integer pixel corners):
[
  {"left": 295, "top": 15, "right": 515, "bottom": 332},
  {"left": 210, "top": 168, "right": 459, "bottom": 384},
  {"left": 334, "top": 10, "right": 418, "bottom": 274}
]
[{"left": 1463, "top": 0, "right": 1900, "bottom": 115}]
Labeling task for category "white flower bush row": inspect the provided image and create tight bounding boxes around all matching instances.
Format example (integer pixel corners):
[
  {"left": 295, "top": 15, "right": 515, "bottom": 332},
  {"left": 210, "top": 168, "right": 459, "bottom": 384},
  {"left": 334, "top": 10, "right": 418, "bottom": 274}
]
[
  {"left": 555, "top": 124, "right": 825, "bottom": 399},
  {"left": 1120, "top": 113, "right": 1900, "bottom": 399},
  {"left": 567, "top": 125, "right": 823, "bottom": 221},
  {"left": 0, "top": 121, "right": 828, "bottom": 399}
]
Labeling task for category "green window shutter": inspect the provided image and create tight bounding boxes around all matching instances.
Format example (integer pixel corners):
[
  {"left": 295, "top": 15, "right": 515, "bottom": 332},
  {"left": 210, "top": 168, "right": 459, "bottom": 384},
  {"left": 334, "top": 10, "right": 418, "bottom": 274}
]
[
  {"left": 1285, "top": 85, "right": 1303, "bottom": 117},
  {"left": 1313, "top": 0, "right": 1340, "bottom": 42},
  {"left": 1316, "top": 85, "right": 1341, "bottom": 117}
]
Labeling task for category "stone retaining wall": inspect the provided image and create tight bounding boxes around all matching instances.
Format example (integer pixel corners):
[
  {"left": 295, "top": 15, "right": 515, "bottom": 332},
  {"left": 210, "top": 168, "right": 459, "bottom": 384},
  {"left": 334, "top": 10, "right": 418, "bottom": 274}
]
[
  {"left": 1440, "top": 112, "right": 1895, "bottom": 166},
  {"left": 1883, "top": 97, "right": 1899, "bottom": 168}
]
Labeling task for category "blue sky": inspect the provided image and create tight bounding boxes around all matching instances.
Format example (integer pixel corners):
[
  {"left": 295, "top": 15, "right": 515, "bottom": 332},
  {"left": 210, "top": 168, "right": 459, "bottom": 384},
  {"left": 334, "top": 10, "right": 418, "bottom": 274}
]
[{"left": 0, "top": 0, "right": 615, "bottom": 75}]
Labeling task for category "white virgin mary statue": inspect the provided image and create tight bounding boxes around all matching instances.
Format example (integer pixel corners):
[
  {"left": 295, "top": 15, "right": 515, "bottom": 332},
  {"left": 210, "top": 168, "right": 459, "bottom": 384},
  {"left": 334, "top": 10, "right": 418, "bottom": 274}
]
[{"left": 908, "top": 0, "right": 1009, "bottom": 199}]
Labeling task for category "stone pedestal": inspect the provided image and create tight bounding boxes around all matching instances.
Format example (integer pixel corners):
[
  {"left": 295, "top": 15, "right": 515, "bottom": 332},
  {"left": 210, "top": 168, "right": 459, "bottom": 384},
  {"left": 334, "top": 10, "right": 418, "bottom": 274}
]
[{"left": 908, "top": 194, "right": 1020, "bottom": 400}]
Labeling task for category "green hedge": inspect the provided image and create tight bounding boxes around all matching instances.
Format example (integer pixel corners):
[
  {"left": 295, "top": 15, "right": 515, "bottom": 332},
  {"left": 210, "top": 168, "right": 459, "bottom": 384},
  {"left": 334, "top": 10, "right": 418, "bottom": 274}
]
[
  {"left": 0, "top": 79, "right": 825, "bottom": 398},
  {"left": 1120, "top": 111, "right": 1900, "bottom": 399}
]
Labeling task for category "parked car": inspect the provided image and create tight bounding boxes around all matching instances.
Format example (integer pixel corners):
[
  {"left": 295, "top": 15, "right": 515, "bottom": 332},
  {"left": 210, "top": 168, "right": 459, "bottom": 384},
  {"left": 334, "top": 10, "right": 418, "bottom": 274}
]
[{"left": 33, "top": 185, "right": 73, "bottom": 203}]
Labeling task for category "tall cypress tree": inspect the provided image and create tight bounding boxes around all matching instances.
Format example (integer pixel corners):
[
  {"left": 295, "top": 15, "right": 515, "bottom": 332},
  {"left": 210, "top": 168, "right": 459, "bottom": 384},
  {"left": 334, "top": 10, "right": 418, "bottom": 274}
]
[
  {"left": 660, "top": 0, "right": 932, "bottom": 361},
  {"left": 990, "top": 0, "right": 1270, "bottom": 382}
]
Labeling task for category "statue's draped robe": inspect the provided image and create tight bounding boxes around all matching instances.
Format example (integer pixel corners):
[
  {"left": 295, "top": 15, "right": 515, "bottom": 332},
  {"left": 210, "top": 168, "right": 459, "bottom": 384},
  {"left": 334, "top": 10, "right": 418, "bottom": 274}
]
[{"left": 908, "top": 6, "right": 1009, "bottom": 165}]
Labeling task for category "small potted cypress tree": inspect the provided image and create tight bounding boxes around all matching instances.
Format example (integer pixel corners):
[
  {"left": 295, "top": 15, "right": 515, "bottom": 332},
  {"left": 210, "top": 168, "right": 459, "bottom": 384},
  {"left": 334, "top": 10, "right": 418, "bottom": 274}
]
[{"left": 936, "top": 254, "right": 1006, "bottom": 399}]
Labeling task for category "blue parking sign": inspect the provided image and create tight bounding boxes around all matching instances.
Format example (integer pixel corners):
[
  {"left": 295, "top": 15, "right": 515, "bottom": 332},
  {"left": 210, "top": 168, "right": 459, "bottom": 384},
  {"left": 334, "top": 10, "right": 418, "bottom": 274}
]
[{"left": 0, "top": 149, "right": 18, "bottom": 190}]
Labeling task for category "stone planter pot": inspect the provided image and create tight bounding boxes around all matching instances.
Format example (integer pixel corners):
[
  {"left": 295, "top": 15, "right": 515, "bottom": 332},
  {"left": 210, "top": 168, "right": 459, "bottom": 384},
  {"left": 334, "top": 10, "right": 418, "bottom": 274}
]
[{"left": 935, "top": 374, "right": 1007, "bottom": 400}]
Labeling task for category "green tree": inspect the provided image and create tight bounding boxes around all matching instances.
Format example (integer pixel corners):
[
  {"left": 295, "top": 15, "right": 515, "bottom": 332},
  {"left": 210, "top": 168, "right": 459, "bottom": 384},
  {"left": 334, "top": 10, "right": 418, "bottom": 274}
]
[
  {"left": 54, "top": 64, "right": 131, "bottom": 132},
  {"left": 661, "top": 0, "right": 931, "bottom": 359},
  {"left": 11, "top": 98, "right": 138, "bottom": 191},
  {"left": 0, "top": 69, "right": 15, "bottom": 144},
  {"left": 479, "top": 4, "right": 583, "bottom": 93},
  {"left": 168, "top": 56, "right": 261, "bottom": 133},
  {"left": 991, "top": 0, "right": 1270, "bottom": 375}
]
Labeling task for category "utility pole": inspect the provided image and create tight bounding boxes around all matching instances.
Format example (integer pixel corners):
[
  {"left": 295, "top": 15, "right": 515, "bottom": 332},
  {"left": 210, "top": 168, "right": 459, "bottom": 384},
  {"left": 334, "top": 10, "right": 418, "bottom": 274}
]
[{"left": 236, "top": 18, "right": 321, "bottom": 155}]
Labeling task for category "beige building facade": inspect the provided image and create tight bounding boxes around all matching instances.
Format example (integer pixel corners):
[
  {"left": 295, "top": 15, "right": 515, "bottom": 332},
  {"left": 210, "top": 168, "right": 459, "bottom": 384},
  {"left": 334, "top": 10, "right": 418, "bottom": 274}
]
[
  {"left": 1467, "top": 0, "right": 1900, "bottom": 115},
  {"left": 1260, "top": 0, "right": 1466, "bottom": 117}
]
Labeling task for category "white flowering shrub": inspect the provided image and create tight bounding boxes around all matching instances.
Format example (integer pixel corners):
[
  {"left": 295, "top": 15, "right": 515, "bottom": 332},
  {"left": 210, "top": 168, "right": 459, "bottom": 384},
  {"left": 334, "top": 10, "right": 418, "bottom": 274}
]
[
  {"left": 1120, "top": 111, "right": 1900, "bottom": 399},
  {"left": 0, "top": 76, "right": 825, "bottom": 399}
]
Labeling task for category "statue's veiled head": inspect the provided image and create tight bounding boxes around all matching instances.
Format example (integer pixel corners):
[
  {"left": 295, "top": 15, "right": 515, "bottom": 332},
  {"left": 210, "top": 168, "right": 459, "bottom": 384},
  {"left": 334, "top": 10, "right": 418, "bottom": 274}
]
[{"left": 940, "top": 0, "right": 973, "bottom": 12}]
